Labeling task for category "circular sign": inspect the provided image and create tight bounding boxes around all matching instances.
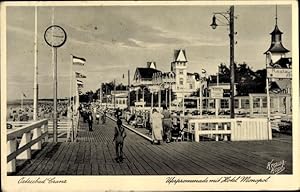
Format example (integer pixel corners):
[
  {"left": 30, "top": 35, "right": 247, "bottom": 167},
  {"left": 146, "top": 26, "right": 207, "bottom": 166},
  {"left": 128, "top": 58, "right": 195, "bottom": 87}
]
[{"left": 44, "top": 25, "right": 67, "bottom": 48}]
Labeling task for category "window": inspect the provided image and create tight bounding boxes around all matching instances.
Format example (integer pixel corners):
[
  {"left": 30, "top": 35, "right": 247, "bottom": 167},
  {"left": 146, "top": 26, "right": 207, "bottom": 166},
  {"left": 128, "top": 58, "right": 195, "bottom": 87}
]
[
  {"left": 221, "top": 99, "right": 229, "bottom": 109},
  {"left": 253, "top": 98, "right": 260, "bottom": 108},
  {"left": 180, "top": 78, "right": 184, "bottom": 85},
  {"left": 270, "top": 98, "right": 275, "bottom": 108},
  {"left": 179, "top": 70, "right": 183, "bottom": 75},
  {"left": 262, "top": 97, "right": 267, "bottom": 108},
  {"left": 241, "top": 99, "right": 249, "bottom": 109},
  {"left": 234, "top": 99, "right": 239, "bottom": 108},
  {"left": 189, "top": 84, "right": 193, "bottom": 89},
  {"left": 209, "top": 99, "right": 215, "bottom": 109}
]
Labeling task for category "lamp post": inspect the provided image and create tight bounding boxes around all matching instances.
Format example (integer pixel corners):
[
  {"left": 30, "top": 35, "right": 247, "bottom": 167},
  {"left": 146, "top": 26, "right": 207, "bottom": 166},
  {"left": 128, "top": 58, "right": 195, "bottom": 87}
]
[{"left": 210, "top": 5, "right": 235, "bottom": 118}]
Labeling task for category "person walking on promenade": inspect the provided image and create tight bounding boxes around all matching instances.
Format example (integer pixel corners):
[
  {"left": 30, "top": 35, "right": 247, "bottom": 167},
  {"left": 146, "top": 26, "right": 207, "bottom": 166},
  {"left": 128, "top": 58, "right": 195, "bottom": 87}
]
[
  {"left": 87, "top": 111, "right": 94, "bottom": 131},
  {"left": 102, "top": 109, "right": 107, "bottom": 124},
  {"left": 95, "top": 109, "right": 100, "bottom": 124},
  {"left": 113, "top": 118, "right": 127, "bottom": 163},
  {"left": 150, "top": 108, "right": 163, "bottom": 145},
  {"left": 162, "top": 105, "right": 172, "bottom": 143}
]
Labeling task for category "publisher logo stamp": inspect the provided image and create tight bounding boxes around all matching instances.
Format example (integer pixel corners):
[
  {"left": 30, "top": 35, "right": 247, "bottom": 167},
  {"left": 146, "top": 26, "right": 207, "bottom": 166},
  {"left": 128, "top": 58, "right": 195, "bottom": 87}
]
[{"left": 266, "top": 159, "right": 286, "bottom": 174}]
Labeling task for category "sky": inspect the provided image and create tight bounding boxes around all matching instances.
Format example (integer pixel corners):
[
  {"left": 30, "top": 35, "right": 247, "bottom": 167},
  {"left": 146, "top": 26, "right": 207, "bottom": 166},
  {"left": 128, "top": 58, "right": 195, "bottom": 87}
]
[{"left": 5, "top": 4, "right": 292, "bottom": 100}]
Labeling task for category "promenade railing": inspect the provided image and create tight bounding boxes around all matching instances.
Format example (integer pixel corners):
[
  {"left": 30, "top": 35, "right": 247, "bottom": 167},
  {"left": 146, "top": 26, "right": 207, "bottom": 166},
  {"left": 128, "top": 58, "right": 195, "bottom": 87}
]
[
  {"left": 188, "top": 118, "right": 270, "bottom": 142},
  {"left": 7, "top": 119, "right": 48, "bottom": 173}
]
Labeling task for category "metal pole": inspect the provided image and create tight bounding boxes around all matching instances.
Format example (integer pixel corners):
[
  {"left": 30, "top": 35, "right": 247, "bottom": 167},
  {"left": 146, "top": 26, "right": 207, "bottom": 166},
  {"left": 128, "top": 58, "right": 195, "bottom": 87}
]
[
  {"left": 53, "top": 47, "right": 58, "bottom": 142},
  {"left": 200, "top": 82, "right": 202, "bottom": 117},
  {"left": 266, "top": 56, "right": 271, "bottom": 140},
  {"left": 169, "top": 85, "right": 172, "bottom": 111},
  {"left": 136, "top": 89, "right": 138, "bottom": 103},
  {"left": 33, "top": 6, "right": 39, "bottom": 121},
  {"left": 165, "top": 88, "right": 168, "bottom": 107},
  {"left": 151, "top": 92, "right": 153, "bottom": 109},
  {"left": 127, "top": 70, "right": 130, "bottom": 109},
  {"left": 142, "top": 88, "right": 145, "bottom": 101},
  {"left": 72, "top": 72, "right": 75, "bottom": 142},
  {"left": 70, "top": 54, "right": 74, "bottom": 142},
  {"left": 229, "top": 5, "right": 235, "bottom": 118},
  {"left": 158, "top": 88, "right": 161, "bottom": 109},
  {"left": 21, "top": 93, "right": 23, "bottom": 110},
  {"left": 100, "top": 83, "right": 102, "bottom": 106},
  {"left": 114, "top": 79, "right": 116, "bottom": 109}
]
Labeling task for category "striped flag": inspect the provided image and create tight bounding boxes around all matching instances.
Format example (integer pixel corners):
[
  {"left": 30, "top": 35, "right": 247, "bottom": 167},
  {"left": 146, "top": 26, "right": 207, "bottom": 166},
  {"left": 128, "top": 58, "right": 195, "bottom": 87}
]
[
  {"left": 72, "top": 55, "right": 86, "bottom": 65},
  {"left": 77, "top": 79, "right": 84, "bottom": 88},
  {"left": 75, "top": 72, "right": 86, "bottom": 78}
]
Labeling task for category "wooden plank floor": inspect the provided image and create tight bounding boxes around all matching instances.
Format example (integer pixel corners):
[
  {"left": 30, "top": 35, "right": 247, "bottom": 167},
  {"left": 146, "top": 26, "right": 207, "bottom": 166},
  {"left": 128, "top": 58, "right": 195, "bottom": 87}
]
[{"left": 13, "top": 116, "right": 292, "bottom": 175}]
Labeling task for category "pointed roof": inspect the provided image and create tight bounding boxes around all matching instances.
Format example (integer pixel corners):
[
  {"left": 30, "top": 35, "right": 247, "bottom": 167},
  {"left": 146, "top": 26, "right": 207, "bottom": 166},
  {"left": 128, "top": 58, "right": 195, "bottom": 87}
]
[
  {"left": 265, "top": 41, "right": 290, "bottom": 54},
  {"left": 270, "top": 24, "right": 283, "bottom": 35},
  {"left": 135, "top": 67, "right": 161, "bottom": 79},
  {"left": 147, "top": 61, "right": 157, "bottom": 69},
  {"left": 174, "top": 49, "right": 187, "bottom": 62},
  {"left": 264, "top": 13, "right": 289, "bottom": 54}
]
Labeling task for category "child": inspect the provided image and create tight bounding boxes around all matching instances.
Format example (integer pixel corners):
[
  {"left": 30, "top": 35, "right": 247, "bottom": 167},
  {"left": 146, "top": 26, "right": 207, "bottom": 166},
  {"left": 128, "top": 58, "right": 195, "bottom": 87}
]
[
  {"left": 87, "top": 111, "right": 93, "bottom": 131},
  {"left": 113, "top": 118, "right": 126, "bottom": 163}
]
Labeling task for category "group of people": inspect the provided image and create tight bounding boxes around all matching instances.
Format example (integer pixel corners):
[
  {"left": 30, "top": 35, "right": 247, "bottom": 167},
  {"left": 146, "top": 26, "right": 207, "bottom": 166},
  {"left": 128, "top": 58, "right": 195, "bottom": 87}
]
[
  {"left": 150, "top": 105, "right": 173, "bottom": 144},
  {"left": 79, "top": 105, "right": 127, "bottom": 163},
  {"left": 7, "top": 102, "right": 69, "bottom": 122}
]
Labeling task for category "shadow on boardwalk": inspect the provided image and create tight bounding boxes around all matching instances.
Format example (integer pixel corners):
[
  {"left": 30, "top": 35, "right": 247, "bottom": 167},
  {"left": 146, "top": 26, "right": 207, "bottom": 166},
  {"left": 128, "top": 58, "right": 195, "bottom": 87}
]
[{"left": 12, "top": 117, "right": 292, "bottom": 175}]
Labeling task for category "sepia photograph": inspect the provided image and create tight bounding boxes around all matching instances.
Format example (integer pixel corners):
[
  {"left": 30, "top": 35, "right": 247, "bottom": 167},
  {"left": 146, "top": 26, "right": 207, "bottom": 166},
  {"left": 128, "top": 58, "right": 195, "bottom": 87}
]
[{"left": 1, "top": 1, "right": 299, "bottom": 191}]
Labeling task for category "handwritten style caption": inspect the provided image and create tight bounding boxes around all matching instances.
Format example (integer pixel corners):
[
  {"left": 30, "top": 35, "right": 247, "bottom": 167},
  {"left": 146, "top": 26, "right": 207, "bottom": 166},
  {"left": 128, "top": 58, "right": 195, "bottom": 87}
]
[{"left": 166, "top": 176, "right": 271, "bottom": 185}]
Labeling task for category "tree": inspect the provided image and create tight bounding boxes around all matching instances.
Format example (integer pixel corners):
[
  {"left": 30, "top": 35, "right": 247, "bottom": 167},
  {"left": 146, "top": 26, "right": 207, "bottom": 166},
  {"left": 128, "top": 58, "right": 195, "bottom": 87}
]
[
  {"left": 79, "top": 90, "right": 94, "bottom": 103},
  {"left": 209, "top": 62, "right": 267, "bottom": 96}
]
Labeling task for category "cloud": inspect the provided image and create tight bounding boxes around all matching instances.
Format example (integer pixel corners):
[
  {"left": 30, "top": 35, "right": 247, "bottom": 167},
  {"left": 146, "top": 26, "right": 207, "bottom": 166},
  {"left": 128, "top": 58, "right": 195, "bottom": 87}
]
[{"left": 7, "top": 25, "right": 33, "bottom": 36}]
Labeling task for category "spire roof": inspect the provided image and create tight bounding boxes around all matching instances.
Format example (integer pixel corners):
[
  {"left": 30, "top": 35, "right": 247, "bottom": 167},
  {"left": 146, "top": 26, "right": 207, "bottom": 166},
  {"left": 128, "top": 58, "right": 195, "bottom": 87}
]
[
  {"left": 174, "top": 49, "right": 187, "bottom": 62},
  {"left": 147, "top": 61, "right": 157, "bottom": 69},
  {"left": 264, "top": 7, "right": 289, "bottom": 54},
  {"left": 270, "top": 24, "right": 283, "bottom": 35}
]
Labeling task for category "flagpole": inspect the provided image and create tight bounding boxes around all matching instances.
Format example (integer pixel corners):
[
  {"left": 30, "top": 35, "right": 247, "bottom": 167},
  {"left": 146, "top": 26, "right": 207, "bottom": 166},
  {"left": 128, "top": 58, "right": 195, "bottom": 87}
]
[
  {"left": 70, "top": 54, "right": 74, "bottom": 142},
  {"left": 33, "top": 6, "right": 39, "bottom": 121},
  {"left": 21, "top": 93, "right": 24, "bottom": 110},
  {"left": 127, "top": 70, "right": 130, "bottom": 110},
  {"left": 114, "top": 79, "right": 116, "bottom": 109},
  {"left": 100, "top": 83, "right": 102, "bottom": 107},
  {"left": 72, "top": 71, "right": 76, "bottom": 142},
  {"left": 70, "top": 55, "right": 72, "bottom": 115}
]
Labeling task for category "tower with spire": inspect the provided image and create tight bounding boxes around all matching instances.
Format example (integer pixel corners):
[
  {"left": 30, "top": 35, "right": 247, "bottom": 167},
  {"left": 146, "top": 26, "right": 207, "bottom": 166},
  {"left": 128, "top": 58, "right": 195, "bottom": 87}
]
[
  {"left": 171, "top": 49, "right": 188, "bottom": 97},
  {"left": 265, "top": 5, "right": 292, "bottom": 117},
  {"left": 264, "top": 5, "right": 290, "bottom": 66}
]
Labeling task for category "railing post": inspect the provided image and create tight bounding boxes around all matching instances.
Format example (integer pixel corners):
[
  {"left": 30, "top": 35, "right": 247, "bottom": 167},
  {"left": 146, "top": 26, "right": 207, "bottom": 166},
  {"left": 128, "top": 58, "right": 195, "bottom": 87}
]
[
  {"left": 215, "top": 124, "right": 219, "bottom": 141},
  {"left": 44, "top": 121, "right": 49, "bottom": 142},
  {"left": 7, "top": 139, "right": 17, "bottom": 173},
  {"left": 195, "top": 122, "right": 200, "bottom": 142},
  {"left": 268, "top": 119, "right": 272, "bottom": 140},
  {"left": 180, "top": 114, "right": 184, "bottom": 130},
  {"left": 17, "top": 132, "right": 32, "bottom": 160},
  {"left": 224, "top": 124, "right": 228, "bottom": 141},
  {"left": 31, "top": 126, "right": 42, "bottom": 150}
]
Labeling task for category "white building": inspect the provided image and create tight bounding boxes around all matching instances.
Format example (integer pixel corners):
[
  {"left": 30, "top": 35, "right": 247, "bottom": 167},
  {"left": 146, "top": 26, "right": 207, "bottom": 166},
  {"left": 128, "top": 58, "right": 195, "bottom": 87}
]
[{"left": 170, "top": 49, "right": 204, "bottom": 100}]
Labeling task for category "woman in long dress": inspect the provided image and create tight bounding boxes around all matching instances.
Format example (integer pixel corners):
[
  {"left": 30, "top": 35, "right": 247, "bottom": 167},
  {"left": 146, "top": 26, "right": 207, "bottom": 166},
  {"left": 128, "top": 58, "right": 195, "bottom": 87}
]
[{"left": 150, "top": 109, "right": 163, "bottom": 144}]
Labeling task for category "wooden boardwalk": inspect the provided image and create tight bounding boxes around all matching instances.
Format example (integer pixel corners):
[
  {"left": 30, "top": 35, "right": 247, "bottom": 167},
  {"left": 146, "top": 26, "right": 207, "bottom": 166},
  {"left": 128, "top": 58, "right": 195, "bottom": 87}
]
[{"left": 13, "top": 117, "right": 292, "bottom": 175}]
